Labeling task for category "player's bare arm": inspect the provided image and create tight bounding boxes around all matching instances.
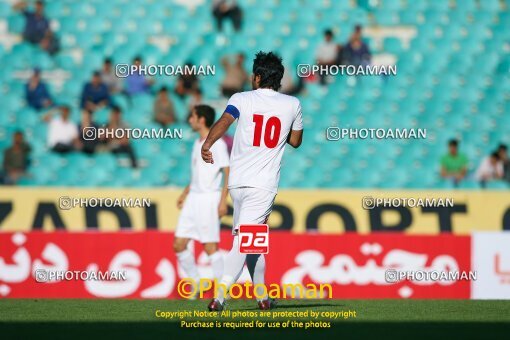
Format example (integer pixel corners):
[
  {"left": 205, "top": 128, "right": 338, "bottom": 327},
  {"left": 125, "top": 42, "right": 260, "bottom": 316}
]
[
  {"left": 287, "top": 129, "right": 303, "bottom": 148},
  {"left": 176, "top": 185, "right": 190, "bottom": 209},
  {"left": 201, "top": 113, "right": 235, "bottom": 163},
  {"left": 218, "top": 167, "right": 230, "bottom": 217}
]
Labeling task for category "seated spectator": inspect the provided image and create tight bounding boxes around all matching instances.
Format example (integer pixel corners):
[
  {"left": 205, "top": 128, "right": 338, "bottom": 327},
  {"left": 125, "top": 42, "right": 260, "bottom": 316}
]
[
  {"left": 343, "top": 25, "right": 371, "bottom": 67},
  {"left": 212, "top": 0, "right": 242, "bottom": 32},
  {"left": 440, "top": 139, "right": 468, "bottom": 187},
  {"left": 44, "top": 106, "right": 79, "bottom": 153},
  {"left": 2, "top": 131, "right": 31, "bottom": 185},
  {"left": 175, "top": 62, "right": 199, "bottom": 99},
  {"left": 25, "top": 68, "right": 52, "bottom": 110},
  {"left": 153, "top": 87, "right": 176, "bottom": 127},
  {"left": 77, "top": 110, "right": 100, "bottom": 155},
  {"left": 475, "top": 151, "right": 503, "bottom": 188},
  {"left": 40, "top": 29, "right": 59, "bottom": 55},
  {"left": 80, "top": 71, "right": 111, "bottom": 111},
  {"left": 125, "top": 56, "right": 152, "bottom": 96},
  {"left": 221, "top": 53, "right": 248, "bottom": 97},
  {"left": 281, "top": 65, "right": 304, "bottom": 96},
  {"left": 14, "top": 0, "right": 49, "bottom": 45},
  {"left": 104, "top": 106, "right": 138, "bottom": 168},
  {"left": 315, "top": 29, "right": 338, "bottom": 85},
  {"left": 497, "top": 144, "right": 510, "bottom": 183},
  {"left": 100, "top": 58, "right": 122, "bottom": 94},
  {"left": 188, "top": 88, "right": 202, "bottom": 117}
]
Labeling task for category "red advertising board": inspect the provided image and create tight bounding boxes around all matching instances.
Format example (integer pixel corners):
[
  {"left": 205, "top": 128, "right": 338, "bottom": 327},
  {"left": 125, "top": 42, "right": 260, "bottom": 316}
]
[{"left": 0, "top": 231, "right": 471, "bottom": 299}]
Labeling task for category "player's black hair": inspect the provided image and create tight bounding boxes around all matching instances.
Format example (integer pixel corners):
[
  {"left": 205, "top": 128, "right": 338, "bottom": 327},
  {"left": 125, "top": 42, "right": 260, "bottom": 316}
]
[
  {"left": 498, "top": 143, "right": 507, "bottom": 151},
  {"left": 194, "top": 104, "right": 215, "bottom": 128},
  {"left": 491, "top": 151, "right": 500, "bottom": 159},
  {"left": 159, "top": 86, "right": 168, "bottom": 92},
  {"left": 93, "top": 70, "right": 101, "bottom": 77},
  {"left": 133, "top": 55, "right": 141, "bottom": 63},
  {"left": 104, "top": 57, "right": 112, "bottom": 64},
  {"left": 448, "top": 139, "right": 459, "bottom": 147},
  {"left": 324, "top": 29, "right": 333, "bottom": 37},
  {"left": 252, "top": 51, "right": 284, "bottom": 91}
]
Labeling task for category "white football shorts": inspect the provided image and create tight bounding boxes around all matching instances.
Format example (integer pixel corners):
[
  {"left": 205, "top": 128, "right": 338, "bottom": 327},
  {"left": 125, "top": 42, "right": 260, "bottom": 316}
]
[
  {"left": 230, "top": 187, "right": 276, "bottom": 234},
  {"left": 175, "top": 191, "right": 222, "bottom": 243}
]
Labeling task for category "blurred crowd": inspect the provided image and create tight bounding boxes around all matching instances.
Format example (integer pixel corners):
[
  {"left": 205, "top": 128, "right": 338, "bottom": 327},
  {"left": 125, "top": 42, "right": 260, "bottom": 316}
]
[{"left": 1, "top": 1, "right": 508, "bottom": 189}]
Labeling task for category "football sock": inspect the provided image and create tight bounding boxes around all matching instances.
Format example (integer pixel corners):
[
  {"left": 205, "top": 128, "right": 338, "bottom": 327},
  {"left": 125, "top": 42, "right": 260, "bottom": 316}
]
[
  {"left": 208, "top": 251, "right": 224, "bottom": 281},
  {"left": 247, "top": 254, "right": 267, "bottom": 302},
  {"left": 216, "top": 236, "right": 246, "bottom": 303},
  {"left": 176, "top": 249, "right": 200, "bottom": 283}
]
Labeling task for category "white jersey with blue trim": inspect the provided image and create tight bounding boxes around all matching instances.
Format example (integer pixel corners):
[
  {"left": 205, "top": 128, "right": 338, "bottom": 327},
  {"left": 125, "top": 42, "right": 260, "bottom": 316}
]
[{"left": 224, "top": 88, "right": 303, "bottom": 193}]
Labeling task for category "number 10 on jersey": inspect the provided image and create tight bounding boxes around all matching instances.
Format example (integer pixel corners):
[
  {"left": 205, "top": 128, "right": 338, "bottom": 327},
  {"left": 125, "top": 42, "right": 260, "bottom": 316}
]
[{"left": 253, "top": 114, "right": 281, "bottom": 148}]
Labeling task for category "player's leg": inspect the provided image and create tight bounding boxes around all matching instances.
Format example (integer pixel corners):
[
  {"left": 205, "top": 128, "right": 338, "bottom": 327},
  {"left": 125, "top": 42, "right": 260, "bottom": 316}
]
[
  {"left": 197, "top": 192, "right": 224, "bottom": 281},
  {"left": 212, "top": 188, "right": 246, "bottom": 306},
  {"left": 246, "top": 254, "right": 266, "bottom": 300},
  {"left": 203, "top": 242, "right": 223, "bottom": 280},
  {"left": 174, "top": 237, "right": 200, "bottom": 283},
  {"left": 174, "top": 194, "right": 200, "bottom": 285}
]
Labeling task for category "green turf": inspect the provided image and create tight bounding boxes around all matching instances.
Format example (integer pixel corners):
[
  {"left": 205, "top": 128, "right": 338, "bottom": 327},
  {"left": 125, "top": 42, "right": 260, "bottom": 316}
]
[
  {"left": 1, "top": 299, "right": 510, "bottom": 322},
  {"left": 1, "top": 299, "right": 509, "bottom": 339}
]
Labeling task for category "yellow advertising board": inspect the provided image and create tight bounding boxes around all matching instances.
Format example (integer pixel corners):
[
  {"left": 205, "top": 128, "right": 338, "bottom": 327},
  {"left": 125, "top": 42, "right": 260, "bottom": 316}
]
[{"left": 0, "top": 188, "right": 508, "bottom": 234}]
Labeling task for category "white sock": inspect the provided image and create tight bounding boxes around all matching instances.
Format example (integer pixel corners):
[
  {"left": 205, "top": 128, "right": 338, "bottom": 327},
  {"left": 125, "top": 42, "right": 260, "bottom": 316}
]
[
  {"left": 216, "top": 236, "right": 246, "bottom": 303},
  {"left": 176, "top": 249, "right": 200, "bottom": 282},
  {"left": 247, "top": 254, "right": 266, "bottom": 302},
  {"left": 208, "top": 251, "right": 224, "bottom": 281}
]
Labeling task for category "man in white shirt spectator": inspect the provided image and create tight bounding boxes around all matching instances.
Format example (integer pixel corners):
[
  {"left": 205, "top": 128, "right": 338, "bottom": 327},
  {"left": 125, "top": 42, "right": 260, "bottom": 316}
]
[
  {"left": 316, "top": 29, "right": 338, "bottom": 85},
  {"left": 475, "top": 151, "right": 503, "bottom": 188},
  {"left": 44, "top": 105, "right": 79, "bottom": 153}
]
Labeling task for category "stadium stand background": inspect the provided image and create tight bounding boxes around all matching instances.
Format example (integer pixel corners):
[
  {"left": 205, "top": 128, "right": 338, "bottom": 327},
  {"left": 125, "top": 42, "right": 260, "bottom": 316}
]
[{"left": 0, "top": 0, "right": 509, "bottom": 189}]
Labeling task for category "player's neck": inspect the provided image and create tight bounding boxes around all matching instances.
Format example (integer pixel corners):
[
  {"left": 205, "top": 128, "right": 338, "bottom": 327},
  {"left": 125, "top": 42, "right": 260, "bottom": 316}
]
[{"left": 199, "top": 128, "right": 209, "bottom": 140}]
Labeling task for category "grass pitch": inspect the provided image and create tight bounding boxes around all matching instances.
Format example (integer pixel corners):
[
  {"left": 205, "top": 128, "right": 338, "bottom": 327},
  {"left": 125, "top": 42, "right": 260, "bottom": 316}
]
[{"left": 1, "top": 299, "right": 509, "bottom": 339}]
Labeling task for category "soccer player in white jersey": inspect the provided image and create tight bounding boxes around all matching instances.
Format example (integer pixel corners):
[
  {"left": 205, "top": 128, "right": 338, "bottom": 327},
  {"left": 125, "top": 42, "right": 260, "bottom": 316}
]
[
  {"left": 174, "top": 105, "right": 230, "bottom": 292},
  {"left": 201, "top": 52, "right": 303, "bottom": 310}
]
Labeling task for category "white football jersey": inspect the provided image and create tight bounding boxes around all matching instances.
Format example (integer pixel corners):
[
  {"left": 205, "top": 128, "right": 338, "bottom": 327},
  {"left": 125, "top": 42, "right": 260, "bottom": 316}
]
[
  {"left": 224, "top": 88, "right": 303, "bottom": 193},
  {"left": 190, "top": 137, "right": 229, "bottom": 193}
]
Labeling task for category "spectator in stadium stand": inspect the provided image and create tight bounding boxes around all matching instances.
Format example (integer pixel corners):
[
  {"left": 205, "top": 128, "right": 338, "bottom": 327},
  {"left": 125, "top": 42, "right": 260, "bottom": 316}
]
[
  {"left": 2, "top": 131, "right": 31, "bottom": 185},
  {"left": 43, "top": 105, "right": 79, "bottom": 153},
  {"left": 343, "top": 25, "right": 371, "bottom": 67},
  {"left": 14, "top": 0, "right": 50, "bottom": 45},
  {"left": 174, "top": 62, "right": 199, "bottom": 99},
  {"left": 39, "top": 29, "right": 59, "bottom": 55},
  {"left": 125, "top": 56, "right": 153, "bottom": 96},
  {"left": 212, "top": 0, "right": 243, "bottom": 32},
  {"left": 315, "top": 29, "right": 338, "bottom": 85},
  {"left": 188, "top": 88, "right": 203, "bottom": 117},
  {"left": 497, "top": 144, "right": 510, "bottom": 183},
  {"left": 281, "top": 65, "right": 304, "bottom": 96},
  {"left": 153, "top": 86, "right": 176, "bottom": 127},
  {"left": 25, "top": 68, "right": 53, "bottom": 111},
  {"left": 475, "top": 151, "right": 504, "bottom": 188},
  {"left": 80, "top": 71, "right": 111, "bottom": 111},
  {"left": 77, "top": 110, "right": 100, "bottom": 155},
  {"left": 440, "top": 139, "right": 468, "bottom": 187},
  {"left": 100, "top": 58, "right": 122, "bottom": 94},
  {"left": 104, "top": 105, "right": 138, "bottom": 168},
  {"left": 220, "top": 53, "right": 248, "bottom": 97}
]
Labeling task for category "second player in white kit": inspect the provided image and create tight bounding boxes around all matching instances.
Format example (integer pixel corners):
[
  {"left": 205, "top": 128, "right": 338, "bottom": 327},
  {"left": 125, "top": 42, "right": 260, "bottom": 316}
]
[
  {"left": 201, "top": 51, "right": 303, "bottom": 310},
  {"left": 174, "top": 105, "right": 230, "bottom": 289}
]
